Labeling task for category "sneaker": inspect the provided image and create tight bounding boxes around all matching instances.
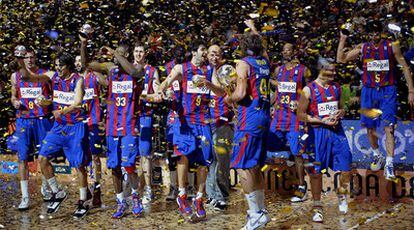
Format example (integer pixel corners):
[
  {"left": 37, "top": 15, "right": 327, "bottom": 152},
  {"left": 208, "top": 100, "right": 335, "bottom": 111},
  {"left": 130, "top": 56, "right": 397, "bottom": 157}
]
[
  {"left": 41, "top": 186, "right": 53, "bottom": 202},
  {"left": 18, "top": 197, "right": 30, "bottom": 211},
  {"left": 384, "top": 163, "right": 396, "bottom": 181},
  {"left": 112, "top": 199, "right": 128, "bottom": 219},
  {"left": 193, "top": 198, "right": 206, "bottom": 219},
  {"left": 370, "top": 154, "right": 385, "bottom": 172},
  {"left": 92, "top": 183, "right": 102, "bottom": 207},
  {"left": 291, "top": 185, "right": 307, "bottom": 203},
  {"left": 338, "top": 195, "right": 348, "bottom": 214},
  {"left": 73, "top": 200, "right": 89, "bottom": 219},
  {"left": 213, "top": 200, "right": 227, "bottom": 211},
  {"left": 132, "top": 193, "right": 143, "bottom": 216},
  {"left": 176, "top": 194, "right": 192, "bottom": 216},
  {"left": 165, "top": 186, "right": 178, "bottom": 201},
  {"left": 142, "top": 187, "right": 153, "bottom": 205},
  {"left": 241, "top": 209, "right": 270, "bottom": 230},
  {"left": 312, "top": 207, "right": 323, "bottom": 223},
  {"left": 47, "top": 189, "right": 67, "bottom": 213},
  {"left": 205, "top": 198, "right": 216, "bottom": 207}
]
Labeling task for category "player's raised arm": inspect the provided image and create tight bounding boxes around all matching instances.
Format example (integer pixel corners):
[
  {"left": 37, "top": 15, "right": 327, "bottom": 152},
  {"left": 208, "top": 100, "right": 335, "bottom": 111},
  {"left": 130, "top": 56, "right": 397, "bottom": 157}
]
[{"left": 336, "top": 32, "right": 361, "bottom": 63}]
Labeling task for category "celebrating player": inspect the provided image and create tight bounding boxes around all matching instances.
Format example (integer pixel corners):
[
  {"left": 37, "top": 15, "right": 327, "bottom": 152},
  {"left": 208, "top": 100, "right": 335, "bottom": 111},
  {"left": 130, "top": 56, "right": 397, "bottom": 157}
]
[
  {"left": 297, "top": 57, "right": 352, "bottom": 222},
  {"left": 337, "top": 20, "right": 414, "bottom": 180}
]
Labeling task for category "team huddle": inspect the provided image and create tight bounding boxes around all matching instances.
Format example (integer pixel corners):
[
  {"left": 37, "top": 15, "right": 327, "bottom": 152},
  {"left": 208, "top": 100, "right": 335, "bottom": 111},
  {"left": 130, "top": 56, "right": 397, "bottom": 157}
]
[{"left": 9, "top": 18, "right": 414, "bottom": 229}]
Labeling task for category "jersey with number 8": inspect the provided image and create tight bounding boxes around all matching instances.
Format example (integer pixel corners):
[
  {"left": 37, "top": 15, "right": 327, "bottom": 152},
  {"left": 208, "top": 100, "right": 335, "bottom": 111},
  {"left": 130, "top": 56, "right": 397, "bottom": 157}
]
[
  {"left": 15, "top": 69, "right": 51, "bottom": 118},
  {"left": 106, "top": 68, "right": 141, "bottom": 136}
]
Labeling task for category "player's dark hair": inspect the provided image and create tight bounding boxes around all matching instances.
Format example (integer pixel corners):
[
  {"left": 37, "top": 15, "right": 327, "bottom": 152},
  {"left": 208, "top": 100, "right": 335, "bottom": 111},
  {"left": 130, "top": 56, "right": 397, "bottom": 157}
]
[
  {"left": 58, "top": 53, "right": 75, "bottom": 72},
  {"left": 240, "top": 33, "right": 263, "bottom": 57},
  {"left": 190, "top": 39, "right": 205, "bottom": 53}
]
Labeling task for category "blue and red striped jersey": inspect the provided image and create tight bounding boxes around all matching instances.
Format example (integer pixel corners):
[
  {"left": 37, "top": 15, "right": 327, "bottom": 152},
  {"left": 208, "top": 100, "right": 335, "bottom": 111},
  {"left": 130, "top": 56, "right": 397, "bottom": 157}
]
[
  {"left": 165, "top": 60, "right": 183, "bottom": 125},
  {"left": 236, "top": 56, "right": 271, "bottom": 135},
  {"left": 308, "top": 81, "right": 341, "bottom": 120},
  {"left": 15, "top": 69, "right": 52, "bottom": 118},
  {"left": 180, "top": 61, "right": 211, "bottom": 125},
  {"left": 270, "top": 64, "right": 306, "bottom": 132},
  {"left": 361, "top": 40, "right": 396, "bottom": 87},
  {"left": 83, "top": 71, "right": 103, "bottom": 126},
  {"left": 207, "top": 64, "right": 234, "bottom": 128},
  {"left": 139, "top": 64, "right": 157, "bottom": 116},
  {"left": 106, "top": 68, "right": 141, "bottom": 136},
  {"left": 52, "top": 73, "right": 85, "bottom": 125}
]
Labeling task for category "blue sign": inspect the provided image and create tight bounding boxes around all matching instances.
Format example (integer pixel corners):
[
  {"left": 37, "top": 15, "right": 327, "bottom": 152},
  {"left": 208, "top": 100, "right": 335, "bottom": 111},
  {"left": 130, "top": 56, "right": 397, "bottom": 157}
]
[
  {"left": 342, "top": 120, "right": 414, "bottom": 170},
  {"left": 1, "top": 161, "right": 19, "bottom": 174},
  {"left": 267, "top": 120, "right": 414, "bottom": 171}
]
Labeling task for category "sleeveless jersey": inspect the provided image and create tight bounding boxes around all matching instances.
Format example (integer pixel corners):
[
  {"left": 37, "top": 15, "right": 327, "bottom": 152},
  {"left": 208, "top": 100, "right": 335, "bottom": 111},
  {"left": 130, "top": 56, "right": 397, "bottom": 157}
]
[
  {"left": 15, "top": 69, "right": 51, "bottom": 118},
  {"left": 165, "top": 60, "right": 182, "bottom": 125},
  {"left": 106, "top": 68, "right": 141, "bottom": 136},
  {"left": 52, "top": 73, "right": 84, "bottom": 125},
  {"left": 139, "top": 64, "right": 157, "bottom": 116},
  {"left": 180, "top": 62, "right": 211, "bottom": 125},
  {"left": 361, "top": 40, "right": 396, "bottom": 87},
  {"left": 270, "top": 64, "right": 306, "bottom": 132},
  {"left": 83, "top": 71, "right": 102, "bottom": 126},
  {"left": 308, "top": 81, "right": 341, "bottom": 120},
  {"left": 237, "top": 56, "right": 271, "bottom": 135}
]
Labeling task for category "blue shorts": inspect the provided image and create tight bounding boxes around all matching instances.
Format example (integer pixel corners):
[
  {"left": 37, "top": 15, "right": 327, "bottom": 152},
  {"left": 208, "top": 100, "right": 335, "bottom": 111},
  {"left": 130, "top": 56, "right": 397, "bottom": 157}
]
[
  {"left": 15, "top": 118, "right": 52, "bottom": 161},
  {"left": 173, "top": 121, "right": 212, "bottom": 166},
  {"left": 106, "top": 135, "right": 139, "bottom": 169},
  {"left": 267, "top": 130, "right": 306, "bottom": 156},
  {"left": 311, "top": 125, "right": 352, "bottom": 173},
  {"left": 88, "top": 124, "right": 104, "bottom": 155},
  {"left": 361, "top": 85, "right": 397, "bottom": 128},
  {"left": 139, "top": 116, "right": 153, "bottom": 157},
  {"left": 39, "top": 121, "right": 90, "bottom": 168},
  {"left": 231, "top": 131, "right": 266, "bottom": 169}
]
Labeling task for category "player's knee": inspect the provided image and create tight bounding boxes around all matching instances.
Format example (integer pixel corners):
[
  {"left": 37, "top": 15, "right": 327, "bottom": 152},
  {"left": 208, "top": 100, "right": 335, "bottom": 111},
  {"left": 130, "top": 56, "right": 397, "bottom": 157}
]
[
  {"left": 366, "top": 128, "right": 376, "bottom": 136},
  {"left": 124, "top": 166, "right": 137, "bottom": 174},
  {"left": 39, "top": 156, "right": 49, "bottom": 166},
  {"left": 384, "top": 126, "right": 394, "bottom": 135}
]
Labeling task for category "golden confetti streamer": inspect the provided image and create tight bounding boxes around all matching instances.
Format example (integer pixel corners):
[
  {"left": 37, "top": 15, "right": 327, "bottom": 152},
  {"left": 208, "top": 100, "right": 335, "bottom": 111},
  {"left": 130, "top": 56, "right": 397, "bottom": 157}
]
[{"left": 359, "top": 108, "right": 383, "bottom": 119}]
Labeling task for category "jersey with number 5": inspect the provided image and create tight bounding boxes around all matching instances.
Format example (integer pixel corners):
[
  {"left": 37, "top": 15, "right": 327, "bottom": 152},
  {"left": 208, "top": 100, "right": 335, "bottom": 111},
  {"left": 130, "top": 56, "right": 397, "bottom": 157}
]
[
  {"left": 106, "top": 68, "right": 141, "bottom": 136},
  {"left": 237, "top": 56, "right": 271, "bottom": 135}
]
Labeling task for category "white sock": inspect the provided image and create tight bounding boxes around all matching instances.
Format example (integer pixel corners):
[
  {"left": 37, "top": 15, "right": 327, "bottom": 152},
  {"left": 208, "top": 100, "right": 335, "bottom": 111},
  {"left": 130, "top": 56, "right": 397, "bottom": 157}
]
[
  {"left": 386, "top": 156, "right": 393, "bottom": 165},
  {"left": 245, "top": 191, "right": 260, "bottom": 212},
  {"left": 178, "top": 187, "right": 186, "bottom": 196},
  {"left": 256, "top": 190, "right": 265, "bottom": 210},
  {"left": 131, "top": 188, "right": 138, "bottom": 195},
  {"left": 145, "top": 185, "right": 151, "bottom": 191},
  {"left": 196, "top": 192, "right": 203, "bottom": 200},
  {"left": 170, "top": 171, "right": 177, "bottom": 188},
  {"left": 298, "top": 185, "right": 306, "bottom": 190},
  {"left": 41, "top": 175, "right": 48, "bottom": 189},
  {"left": 372, "top": 149, "right": 380, "bottom": 157},
  {"left": 47, "top": 177, "right": 59, "bottom": 193},
  {"left": 21, "top": 180, "right": 29, "bottom": 198},
  {"left": 116, "top": 192, "right": 124, "bottom": 202},
  {"left": 80, "top": 187, "right": 87, "bottom": 201}
]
